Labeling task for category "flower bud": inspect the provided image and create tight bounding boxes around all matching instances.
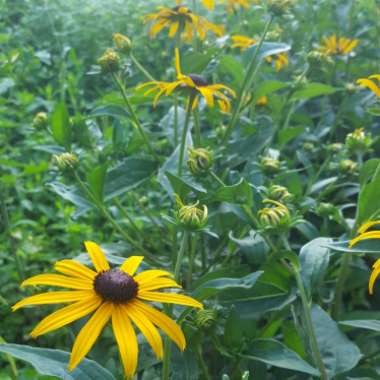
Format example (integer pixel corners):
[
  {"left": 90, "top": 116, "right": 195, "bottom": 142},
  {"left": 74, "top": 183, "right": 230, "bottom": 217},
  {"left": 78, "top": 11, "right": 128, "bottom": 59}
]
[
  {"left": 194, "top": 309, "right": 217, "bottom": 330},
  {"left": 175, "top": 195, "right": 208, "bottom": 231},
  {"left": 256, "top": 96, "right": 268, "bottom": 106},
  {"left": 316, "top": 202, "right": 336, "bottom": 218},
  {"left": 339, "top": 159, "right": 357, "bottom": 175},
  {"left": 258, "top": 199, "right": 291, "bottom": 230},
  {"left": 267, "top": 185, "right": 292, "bottom": 202},
  {"left": 113, "top": 33, "right": 132, "bottom": 53},
  {"left": 303, "top": 142, "right": 315, "bottom": 152},
  {"left": 32, "top": 112, "right": 48, "bottom": 130},
  {"left": 187, "top": 147, "right": 213, "bottom": 175},
  {"left": 345, "top": 128, "right": 372, "bottom": 155},
  {"left": 326, "top": 143, "right": 343, "bottom": 154},
  {"left": 267, "top": 0, "right": 293, "bottom": 16},
  {"left": 307, "top": 50, "right": 334, "bottom": 66},
  {"left": 52, "top": 152, "right": 78, "bottom": 171},
  {"left": 98, "top": 48, "right": 120, "bottom": 73},
  {"left": 345, "top": 82, "right": 357, "bottom": 93},
  {"left": 260, "top": 156, "right": 280, "bottom": 174}
]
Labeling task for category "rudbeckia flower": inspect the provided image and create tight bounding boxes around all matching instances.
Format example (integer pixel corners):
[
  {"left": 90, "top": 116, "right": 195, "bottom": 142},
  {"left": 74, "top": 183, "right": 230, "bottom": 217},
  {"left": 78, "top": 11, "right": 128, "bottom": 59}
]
[
  {"left": 231, "top": 35, "right": 289, "bottom": 72},
  {"left": 200, "top": 0, "right": 251, "bottom": 12},
  {"left": 357, "top": 74, "right": 380, "bottom": 97},
  {"left": 13, "top": 241, "right": 202, "bottom": 379},
  {"left": 137, "top": 49, "right": 235, "bottom": 112},
  {"left": 349, "top": 221, "right": 380, "bottom": 294},
  {"left": 319, "top": 34, "right": 359, "bottom": 56},
  {"left": 145, "top": 3, "right": 224, "bottom": 42}
]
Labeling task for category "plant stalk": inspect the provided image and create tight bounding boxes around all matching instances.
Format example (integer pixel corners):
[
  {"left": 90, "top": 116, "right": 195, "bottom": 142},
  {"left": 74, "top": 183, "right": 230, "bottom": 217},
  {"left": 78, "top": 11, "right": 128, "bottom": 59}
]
[{"left": 178, "top": 96, "right": 194, "bottom": 176}]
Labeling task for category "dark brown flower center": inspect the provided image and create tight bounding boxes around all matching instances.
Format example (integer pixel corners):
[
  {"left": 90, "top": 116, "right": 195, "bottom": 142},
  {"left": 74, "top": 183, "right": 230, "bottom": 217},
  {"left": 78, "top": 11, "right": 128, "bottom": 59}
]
[
  {"left": 189, "top": 74, "right": 208, "bottom": 87},
  {"left": 94, "top": 269, "right": 138, "bottom": 303}
]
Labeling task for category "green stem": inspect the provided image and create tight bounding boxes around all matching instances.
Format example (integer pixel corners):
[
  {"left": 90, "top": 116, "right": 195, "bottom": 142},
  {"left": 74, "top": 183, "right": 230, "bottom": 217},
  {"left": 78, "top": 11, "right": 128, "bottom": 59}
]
[
  {"left": 222, "top": 16, "right": 273, "bottom": 144},
  {"left": 162, "top": 336, "right": 172, "bottom": 380},
  {"left": 174, "top": 96, "right": 179, "bottom": 146},
  {"left": 113, "top": 198, "right": 143, "bottom": 241},
  {"left": 197, "top": 343, "right": 211, "bottom": 380},
  {"left": 129, "top": 52, "right": 155, "bottom": 81},
  {"left": 112, "top": 73, "right": 159, "bottom": 161},
  {"left": 174, "top": 230, "right": 189, "bottom": 282},
  {"left": 178, "top": 96, "right": 194, "bottom": 176},
  {"left": 187, "top": 233, "right": 198, "bottom": 287},
  {"left": 193, "top": 108, "right": 201, "bottom": 147}
]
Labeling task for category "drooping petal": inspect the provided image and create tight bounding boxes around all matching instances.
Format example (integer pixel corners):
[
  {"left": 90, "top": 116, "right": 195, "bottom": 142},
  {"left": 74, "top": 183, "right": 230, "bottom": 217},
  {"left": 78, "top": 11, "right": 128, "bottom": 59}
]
[
  {"left": 69, "top": 303, "right": 113, "bottom": 370},
  {"left": 54, "top": 260, "right": 96, "bottom": 281},
  {"left": 137, "top": 291, "right": 203, "bottom": 309},
  {"left": 30, "top": 295, "right": 102, "bottom": 338},
  {"left": 349, "top": 231, "right": 380, "bottom": 247},
  {"left": 175, "top": 48, "right": 182, "bottom": 77},
  {"left": 198, "top": 87, "right": 215, "bottom": 108},
  {"left": 168, "top": 21, "right": 179, "bottom": 38},
  {"left": 149, "top": 19, "right": 169, "bottom": 38},
  {"left": 369, "top": 259, "right": 380, "bottom": 294},
  {"left": 12, "top": 290, "right": 95, "bottom": 311},
  {"left": 112, "top": 305, "right": 138, "bottom": 379},
  {"left": 132, "top": 299, "right": 186, "bottom": 351},
  {"left": 120, "top": 256, "right": 144, "bottom": 276},
  {"left": 84, "top": 241, "right": 110, "bottom": 272},
  {"left": 357, "top": 78, "right": 380, "bottom": 97},
  {"left": 369, "top": 74, "right": 380, "bottom": 81},
  {"left": 21, "top": 274, "right": 93, "bottom": 290},
  {"left": 124, "top": 303, "right": 163, "bottom": 358},
  {"left": 358, "top": 220, "right": 380, "bottom": 234}
]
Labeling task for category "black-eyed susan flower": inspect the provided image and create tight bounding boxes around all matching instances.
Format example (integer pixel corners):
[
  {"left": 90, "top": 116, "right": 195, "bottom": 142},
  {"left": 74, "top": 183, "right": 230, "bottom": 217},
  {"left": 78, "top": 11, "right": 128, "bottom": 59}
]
[
  {"left": 137, "top": 48, "right": 235, "bottom": 112},
  {"left": 145, "top": 3, "right": 224, "bottom": 42},
  {"left": 13, "top": 241, "right": 202, "bottom": 379},
  {"left": 357, "top": 74, "right": 380, "bottom": 97},
  {"left": 319, "top": 35, "right": 359, "bottom": 56},
  {"left": 349, "top": 221, "right": 380, "bottom": 294},
  {"left": 231, "top": 35, "right": 289, "bottom": 71}
]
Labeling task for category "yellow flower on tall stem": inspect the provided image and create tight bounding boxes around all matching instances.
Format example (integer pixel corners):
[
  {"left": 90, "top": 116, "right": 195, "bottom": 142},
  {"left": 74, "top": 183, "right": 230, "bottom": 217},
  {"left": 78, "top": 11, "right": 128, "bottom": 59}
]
[
  {"left": 357, "top": 74, "right": 380, "bottom": 97},
  {"left": 138, "top": 48, "right": 236, "bottom": 112},
  {"left": 231, "top": 35, "right": 289, "bottom": 71},
  {"left": 350, "top": 221, "right": 380, "bottom": 294},
  {"left": 145, "top": 3, "right": 224, "bottom": 42},
  {"left": 13, "top": 241, "right": 202, "bottom": 379},
  {"left": 319, "top": 34, "right": 359, "bottom": 56}
]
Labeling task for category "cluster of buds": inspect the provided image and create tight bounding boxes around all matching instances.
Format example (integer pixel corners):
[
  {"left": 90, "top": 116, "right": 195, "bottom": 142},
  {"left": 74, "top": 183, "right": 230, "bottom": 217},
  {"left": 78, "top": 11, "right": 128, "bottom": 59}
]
[
  {"left": 345, "top": 128, "right": 372, "bottom": 155},
  {"left": 260, "top": 156, "right": 280, "bottom": 174},
  {"left": 266, "top": 185, "right": 293, "bottom": 203},
  {"left": 307, "top": 50, "right": 334, "bottom": 66},
  {"left": 258, "top": 199, "right": 291, "bottom": 230},
  {"left": 113, "top": 33, "right": 132, "bottom": 54},
  {"left": 187, "top": 147, "right": 213, "bottom": 176},
  {"left": 175, "top": 195, "right": 208, "bottom": 231},
  {"left": 339, "top": 159, "right": 358, "bottom": 175},
  {"left": 32, "top": 112, "right": 48, "bottom": 130},
  {"left": 52, "top": 152, "right": 78, "bottom": 171},
  {"left": 98, "top": 48, "right": 120, "bottom": 73},
  {"left": 194, "top": 309, "right": 217, "bottom": 330},
  {"left": 267, "top": 0, "right": 293, "bottom": 16}
]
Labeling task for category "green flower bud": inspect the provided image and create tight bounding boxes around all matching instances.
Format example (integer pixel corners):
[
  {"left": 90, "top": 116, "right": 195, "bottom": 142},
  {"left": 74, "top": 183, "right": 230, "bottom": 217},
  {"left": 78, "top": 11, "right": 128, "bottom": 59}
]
[
  {"left": 32, "top": 112, "right": 48, "bottom": 130},
  {"left": 316, "top": 202, "right": 336, "bottom": 218},
  {"left": 267, "top": 185, "right": 292, "bottom": 202},
  {"left": 326, "top": 143, "right": 343, "bottom": 154},
  {"left": 345, "top": 128, "right": 372, "bottom": 155},
  {"left": 345, "top": 82, "right": 357, "bottom": 93},
  {"left": 98, "top": 48, "right": 120, "bottom": 73},
  {"left": 268, "top": 0, "right": 293, "bottom": 16},
  {"left": 261, "top": 156, "right": 280, "bottom": 174},
  {"left": 339, "top": 159, "right": 357, "bottom": 175},
  {"left": 258, "top": 199, "right": 291, "bottom": 230},
  {"left": 187, "top": 147, "right": 213, "bottom": 175},
  {"left": 175, "top": 195, "right": 208, "bottom": 231},
  {"left": 194, "top": 309, "right": 217, "bottom": 330},
  {"left": 307, "top": 50, "right": 334, "bottom": 66},
  {"left": 303, "top": 142, "right": 315, "bottom": 152},
  {"left": 113, "top": 33, "right": 132, "bottom": 53},
  {"left": 52, "top": 152, "right": 78, "bottom": 171}
]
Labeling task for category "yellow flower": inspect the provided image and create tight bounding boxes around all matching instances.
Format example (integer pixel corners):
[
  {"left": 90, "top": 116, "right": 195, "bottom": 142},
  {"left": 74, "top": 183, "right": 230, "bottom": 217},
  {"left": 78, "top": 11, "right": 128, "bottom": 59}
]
[
  {"left": 145, "top": 4, "right": 224, "bottom": 42},
  {"left": 13, "top": 241, "right": 202, "bottom": 379},
  {"left": 349, "top": 221, "right": 380, "bottom": 294},
  {"left": 224, "top": 0, "right": 251, "bottom": 12},
  {"left": 137, "top": 49, "right": 235, "bottom": 112},
  {"left": 319, "top": 34, "right": 359, "bottom": 56},
  {"left": 231, "top": 35, "right": 289, "bottom": 71},
  {"left": 357, "top": 74, "right": 380, "bottom": 97},
  {"left": 113, "top": 33, "right": 132, "bottom": 53},
  {"left": 256, "top": 96, "right": 268, "bottom": 106}
]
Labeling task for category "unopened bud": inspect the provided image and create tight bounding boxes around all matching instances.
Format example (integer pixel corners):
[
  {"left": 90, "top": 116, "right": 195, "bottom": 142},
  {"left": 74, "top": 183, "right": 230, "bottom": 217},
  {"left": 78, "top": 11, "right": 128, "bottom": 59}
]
[
  {"left": 175, "top": 195, "right": 208, "bottom": 230},
  {"left": 33, "top": 112, "right": 48, "bottom": 130},
  {"left": 327, "top": 143, "right": 343, "bottom": 153},
  {"left": 256, "top": 96, "right": 268, "bottom": 106},
  {"left": 261, "top": 156, "right": 280, "bottom": 174},
  {"left": 307, "top": 50, "right": 334, "bottom": 66},
  {"left": 194, "top": 309, "right": 217, "bottom": 330},
  {"left": 53, "top": 152, "right": 78, "bottom": 171},
  {"left": 98, "top": 48, "right": 120, "bottom": 73},
  {"left": 316, "top": 202, "right": 336, "bottom": 218},
  {"left": 339, "top": 159, "right": 357, "bottom": 175},
  {"left": 345, "top": 128, "right": 372, "bottom": 155},
  {"left": 113, "top": 33, "right": 132, "bottom": 53},
  {"left": 188, "top": 147, "right": 213, "bottom": 175},
  {"left": 268, "top": 0, "right": 293, "bottom": 16},
  {"left": 258, "top": 199, "right": 291, "bottom": 230},
  {"left": 267, "top": 185, "right": 292, "bottom": 202}
]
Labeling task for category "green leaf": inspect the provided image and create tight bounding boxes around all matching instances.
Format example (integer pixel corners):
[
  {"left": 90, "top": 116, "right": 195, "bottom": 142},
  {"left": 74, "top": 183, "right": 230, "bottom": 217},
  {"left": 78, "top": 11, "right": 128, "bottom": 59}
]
[
  {"left": 218, "top": 55, "right": 245, "bottom": 85},
  {"left": 165, "top": 171, "right": 206, "bottom": 199},
  {"left": 311, "top": 305, "right": 362, "bottom": 377},
  {"left": 367, "top": 104, "right": 380, "bottom": 116},
  {"left": 291, "top": 83, "right": 338, "bottom": 101},
  {"left": 51, "top": 102, "right": 71, "bottom": 148},
  {"left": 300, "top": 237, "right": 331, "bottom": 295},
  {"left": 89, "top": 104, "right": 128, "bottom": 119},
  {"left": 278, "top": 126, "right": 305, "bottom": 146},
  {"left": 212, "top": 179, "right": 253, "bottom": 205},
  {"left": 87, "top": 164, "right": 107, "bottom": 202},
  {"left": 359, "top": 159, "right": 380, "bottom": 186},
  {"left": 326, "top": 239, "right": 380, "bottom": 254},
  {"left": 0, "top": 344, "right": 115, "bottom": 380},
  {"left": 253, "top": 80, "right": 289, "bottom": 101},
  {"left": 357, "top": 168, "right": 380, "bottom": 225},
  {"left": 243, "top": 339, "right": 319, "bottom": 376},
  {"left": 0, "top": 78, "right": 15, "bottom": 95},
  {"left": 243, "top": 42, "right": 291, "bottom": 64},
  {"left": 339, "top": 319, "right": 380, "bottom": 332}
]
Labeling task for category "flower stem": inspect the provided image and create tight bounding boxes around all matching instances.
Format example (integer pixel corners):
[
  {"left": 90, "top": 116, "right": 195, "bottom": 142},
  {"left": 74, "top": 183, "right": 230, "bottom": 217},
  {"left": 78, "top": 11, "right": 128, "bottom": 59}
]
[
  {"left": 193, "top": 108, "right": 201, "bottom": 147},
  {"left": 129, "top": 52, "right": 155, "bottom": 81},
  {"left": 222, "top": 15, "right": 273, "bottom": 144},
  {"left": 178, "top": 96, "right": 194, "bottom": 176},
  {"left": 111, "top": 73, "right": 159, "bottom": 161}
]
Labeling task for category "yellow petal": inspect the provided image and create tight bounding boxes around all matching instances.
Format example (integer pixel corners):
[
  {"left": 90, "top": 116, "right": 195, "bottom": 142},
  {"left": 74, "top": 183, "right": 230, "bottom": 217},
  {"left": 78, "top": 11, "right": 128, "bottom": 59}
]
[
  {"left": 134, "top": 269, "right": 173, "bottom": 285},
  {"left": 349, "top": 231, "right": 380, "bottom": 247},
  {"left": 369, "top": 260, "right": 380, "bottom": 294},
  {"left": 139, "top": 278, "right": 181, "bottom": 292},
  {"left": 198, "top": 87, "right": 215, "bottom": 108},
  {"left": 168, "top": 21, "right": 179, "bottom": 38},
  {"left": 149, "top": 20, "right": 168, "bottom": 38},
  {"left": 12, "top": 290, "right": 94, "bottom": 311},
  {"left": 30, "top": 295, "right": 102, "bottom": 338},
  {"left": 54, "top": 260, "right": 96, "bottom": 281},
  {"left": 84, "top": 241, "right": 110, "bottom": 272},
  {"left": 69, "top": 302, "right": 113, "bottom": 371},
  {"left": 132, "top": 299, "right": 186, "bottom": 351},
  {"left": 358, "top": 220, "right": 380, "bottom": 234},
  {"left": 112, "top": 305, "right": 138, "bottom": 379},
  {"left": 21, "top": 274, "right": 93, "bottom": 290},
  {"left": 124, "top": 303, "right": 163, "bottom": 358},
  {"left": 137, "top": 291, "right": 203, "bottom": 309},
  {"left": 175, "top": 48, "right": 182, "bottom": 77},
  {"left": 120, "top": 256, "right": 144, "bottom": 276},
  {"left": 369, "top": 74, "right": 380, "bottom": 81},
  {"left": 357, "top": 78, "right": 380, "bottom": 97}
]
